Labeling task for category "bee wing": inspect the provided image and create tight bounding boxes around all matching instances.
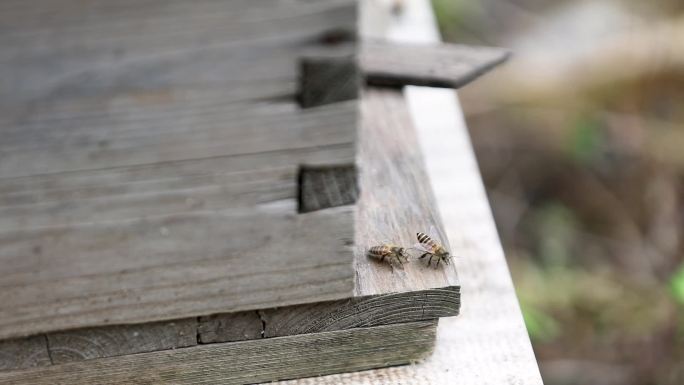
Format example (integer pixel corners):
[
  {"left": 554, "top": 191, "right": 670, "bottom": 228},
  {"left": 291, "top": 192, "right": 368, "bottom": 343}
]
[
  {"left": 411, "top": 242, "right": 430, "bottom": 252},
  {"left": 428, "top": 225, "right": 442, "bottom": 244}
]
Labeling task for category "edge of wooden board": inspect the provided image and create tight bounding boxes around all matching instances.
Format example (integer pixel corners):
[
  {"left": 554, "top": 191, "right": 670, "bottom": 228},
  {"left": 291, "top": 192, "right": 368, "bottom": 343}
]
[{"left": 0, "top": 320, "right": 437, "bottom": 385}]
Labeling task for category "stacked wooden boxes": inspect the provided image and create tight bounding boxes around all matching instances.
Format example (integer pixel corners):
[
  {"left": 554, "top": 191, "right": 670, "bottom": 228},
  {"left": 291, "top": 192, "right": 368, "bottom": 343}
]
[{"left": 0, "top": 1, "right": 507, "bottom": 383}]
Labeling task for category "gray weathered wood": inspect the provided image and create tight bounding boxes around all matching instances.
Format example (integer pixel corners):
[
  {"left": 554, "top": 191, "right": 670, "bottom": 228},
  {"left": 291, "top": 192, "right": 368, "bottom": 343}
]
[
  {"left": 0, "top": 0, "right": 356, "bottom": 106},
  {"left": 0, "top": 96, "right": 357, "bottom": 179},
  {"left": 0, "top": 336, "right": 51, "bottom": 371},
  {"left": 299, "top": 165, "right": 358, "bottom": 213},
  {"left": 0, "top": 87, "right": 459, "bottom": 346},
  {"left": 199, "top": 288, "right": 458, "bottom": 342},
  {"left": 261, "top": 287, "right": 458, "bottom": 337},
  {"left": 197, "top": 87, "right": 462, "bottom": 343},
  {"left": 46, "top": 318, "right": 196, "bottom": 364},
  {"left": 0, "top": 0, "right": 358, "bottom": 340},
  {"left": 198, "top": 312, "right": 263, "bottom": 344},
  {"left": 360, "top": 40, "right": 510, "bottom": 88},
  {"left": 0, "top": 204, "right": 354, "bottom": 340},
  {"left": 0, "top": 0, "right": 357, "bottom": 178},
  {"left": 0, "top": 321, "right": 437, "bottom": 385},
  {"left": 299, "top": 56, "right": 360, "bottom": 108},
  {"left": 354, "top": 88, "right": 459, "bottom": 296}
]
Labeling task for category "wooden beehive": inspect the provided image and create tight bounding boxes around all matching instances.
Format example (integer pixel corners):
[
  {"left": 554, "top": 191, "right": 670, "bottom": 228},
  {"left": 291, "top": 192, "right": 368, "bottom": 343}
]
[{"left": 0, "top": 0, "right": 508, "bottom": 383}]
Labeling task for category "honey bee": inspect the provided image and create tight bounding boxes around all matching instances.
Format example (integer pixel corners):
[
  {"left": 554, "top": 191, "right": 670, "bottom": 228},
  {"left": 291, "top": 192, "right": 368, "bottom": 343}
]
[
  {"left": 367, "top": 244, "right": 409, "bottom": 267},
  {"left": 415, "top": 226, "right": 451, "bottom": 267}
]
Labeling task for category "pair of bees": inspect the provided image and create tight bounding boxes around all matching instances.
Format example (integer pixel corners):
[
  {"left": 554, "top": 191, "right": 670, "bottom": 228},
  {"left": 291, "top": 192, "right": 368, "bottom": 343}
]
[{"left": 368, "top": 228, "right": 451, "bottom": 268}]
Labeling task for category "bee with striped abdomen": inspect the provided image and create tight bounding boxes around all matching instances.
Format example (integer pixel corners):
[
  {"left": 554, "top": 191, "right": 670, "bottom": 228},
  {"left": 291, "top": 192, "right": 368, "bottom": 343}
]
[
  {"left": 367, "top": 244, "right": 409, "bottom": 267},
  {"left": 415, "top": 226, "right": 451, "bottom": 267}
]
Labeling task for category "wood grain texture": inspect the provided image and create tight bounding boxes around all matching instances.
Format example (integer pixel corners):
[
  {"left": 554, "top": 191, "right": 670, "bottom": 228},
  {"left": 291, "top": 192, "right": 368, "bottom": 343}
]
[
  {"left": 198, "top": 287, "right": 459, "bottom": 342},
  {"left": 0, "top": 321, "right": 437, "bottom": 385},
  {"left": 198, "top": 64, "right": 464, "bottom": 345},
  {"left": 299, "top": 56, "right": 359, "bottom": 108},
  {"left": 354, "top": 88, "right": 459, "bottom": 296},
  {"left": 275, "top": 1, "right": 544, "bottom": 383},
  {"left": 0, "top": 0, "right": 357, "bottom": 179},
  {"left": 198, "top": 311, "right": 263, "bottom": 344},
  {"left": 299, "top": 165, "right": 358, "bottom": 213},
  {"left": 360, "top": 40, "right": 510, "bottom": 88},
  {"left": 0, "top": 94, "right": 357, "bottom": 179},
  {"left": 0, "top": 0, "right": 357, "bottom": 106},
  {"left": 261, "top": 287, "right": 458, "bottom": 337},
  {"left": 0, "top": 336, "right": 50, "bottom": 371},
  {"left": 46, "top": 318, "right": 196, "bottom": 364},
  {"left": 0, "top": 0, "right": 359, "bottom": 339},
  {"left": 0, "top": 203, "right": 354, "bottom": 340}
]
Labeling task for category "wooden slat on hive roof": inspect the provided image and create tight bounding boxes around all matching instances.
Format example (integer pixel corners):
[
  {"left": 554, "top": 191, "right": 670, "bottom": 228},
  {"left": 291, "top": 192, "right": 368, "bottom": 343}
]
[{"left": 0, "top": 0, "right": 358, "bottom": 340}]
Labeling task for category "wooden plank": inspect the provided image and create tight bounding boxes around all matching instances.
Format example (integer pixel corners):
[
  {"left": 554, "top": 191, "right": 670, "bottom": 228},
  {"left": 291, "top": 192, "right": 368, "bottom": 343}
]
[
  {"left": 0, "top": 321, "right": 437, "bottom": 385},
  {"left": 360, "top": 40, "right": 510, "bottom": 88},
  {"left": 46, "top": 318, "right": 196, "bottom": 364},
  {"left": 354, "top": 88, "right": 459, "bottom": 297},
  {"left": 0, "top": 336, "right": 50, "bottom": 371},
  {"left": 0, "top": 204, "right": 354, "bottom": 340},
  {"left": 275, "top": 1, "right": 544, "bottom": 383},
  {"left": 198, "top": 312, "right": 263, "bottom": 344},
  {"left": 199, "top": 288, "right": 458, "bottom": 342},
  {"left": 0, "top": 0, "right": 357, "bottom": 106},
  {"left": 261, "top": 287, "right": 458, "bottom": 338},
  {"left": 0, "top": 96, "right": 356, "bottom": 179},
  {"left": 0, "top": 144, "right": 353, "bottom": 231}
]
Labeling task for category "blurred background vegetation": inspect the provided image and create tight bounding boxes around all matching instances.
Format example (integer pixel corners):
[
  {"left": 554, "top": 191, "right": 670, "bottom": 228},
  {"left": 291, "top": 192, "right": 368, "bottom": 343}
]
[{"left": 431, "top": 0, "right": 684, "bottom": 384}]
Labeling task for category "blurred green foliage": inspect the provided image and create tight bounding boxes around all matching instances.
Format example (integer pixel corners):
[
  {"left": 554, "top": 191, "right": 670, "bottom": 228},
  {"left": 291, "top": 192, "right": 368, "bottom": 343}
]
[
  {"left": 522, "top": 302, "right": 560, "bottom": 342},
  {"left": 671, "top": 263, "right": 684, "bottom": 306},
  {"left": 569, "top": 114, "right": 602, "bottom": 164}
]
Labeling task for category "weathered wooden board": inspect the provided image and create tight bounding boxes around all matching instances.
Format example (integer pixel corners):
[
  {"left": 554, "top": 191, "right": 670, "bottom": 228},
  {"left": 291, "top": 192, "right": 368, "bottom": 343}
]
[
  {"left": 0, "top": 336, "right": 51, "bottom": 371},
  {"left": 0, "top": 321, "right": 437, "bottom": 385},
  {"left": 0, "top": 0, "right": 359, "bottom": 340},
  {"left": 354, "top": 88, "right": 459, "bottom": 296},
  {"left": 46, "top": 318, "right": 196, "bottom": 364},
  {"left": 198, "top": 312, "right": 263, "bottom": 344},
  {"left": 0, "top": 0, "right": 356, "bottom": 106},
  {"left": 0, "top": 203, "right": 354, "bottom": 340},
  {"left": 260, "top": 287, "right": 458, "bottom": 338},
  {"left": 360, "top": 40, "right": 510, "bottom": 88},
  {"left": 0, "top": 95, "right": 356, "bottom": 179}
]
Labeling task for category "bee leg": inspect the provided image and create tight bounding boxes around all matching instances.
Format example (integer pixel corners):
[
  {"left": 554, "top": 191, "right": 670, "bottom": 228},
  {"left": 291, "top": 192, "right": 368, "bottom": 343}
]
[
  {"left": 380, "top": 254, "right": 386, "bottom": 263},
  {"left": 419, "top": 253, "right": 429, "bottom": 260},
  {"left": 434, "top": 257, "right": 442, "bottom": 268},
  {"left": 427, "top": 254, "right": 434, "bottom": 266}
]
